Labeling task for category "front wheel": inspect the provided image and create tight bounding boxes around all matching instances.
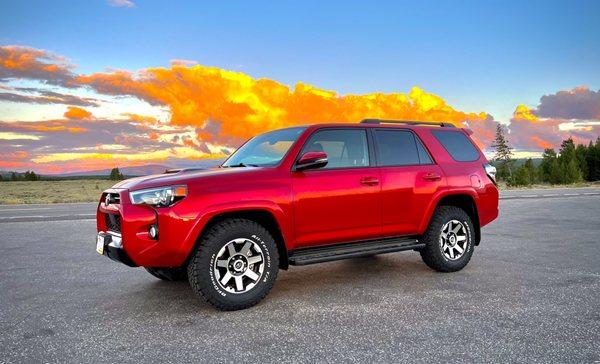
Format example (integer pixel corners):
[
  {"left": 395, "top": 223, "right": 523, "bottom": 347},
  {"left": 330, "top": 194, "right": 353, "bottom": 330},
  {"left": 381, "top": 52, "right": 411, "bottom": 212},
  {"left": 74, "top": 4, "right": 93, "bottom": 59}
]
[
  {"left": 419, "top": 206, "right": 475, "bottom": 272},
  {"left": 187, "top": 218, "right": 279, "bottom": 311}
]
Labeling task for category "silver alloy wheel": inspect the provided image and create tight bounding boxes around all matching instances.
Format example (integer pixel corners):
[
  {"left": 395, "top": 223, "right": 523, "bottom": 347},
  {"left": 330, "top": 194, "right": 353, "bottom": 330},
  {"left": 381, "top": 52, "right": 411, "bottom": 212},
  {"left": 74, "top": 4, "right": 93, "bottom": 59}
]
[
  {"left": 213, "top": 238, "right": 265, "bottom": 294},
  {"left": 439, "top": 220, "right": 468, "bottom": 260}
]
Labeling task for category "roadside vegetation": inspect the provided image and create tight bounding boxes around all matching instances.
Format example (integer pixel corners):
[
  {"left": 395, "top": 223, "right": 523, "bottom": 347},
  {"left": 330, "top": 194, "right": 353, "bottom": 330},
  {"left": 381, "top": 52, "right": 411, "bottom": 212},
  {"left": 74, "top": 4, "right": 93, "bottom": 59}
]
[
  {"left": 490, "top": 124, "right": 600, "bottom": 187},
  {"left": 0, "top": 167, "right": 126, "bottom": 204},
  {"left": 0, "top": 179, "right": 116, "bottom": 204}
]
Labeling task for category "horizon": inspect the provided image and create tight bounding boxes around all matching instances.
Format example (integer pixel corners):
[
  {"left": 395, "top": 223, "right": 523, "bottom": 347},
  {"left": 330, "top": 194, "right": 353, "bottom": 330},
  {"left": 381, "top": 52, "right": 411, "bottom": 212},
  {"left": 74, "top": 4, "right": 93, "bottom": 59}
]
[{"left": 1, "top": 0, "right": 599, "bottom": 173}]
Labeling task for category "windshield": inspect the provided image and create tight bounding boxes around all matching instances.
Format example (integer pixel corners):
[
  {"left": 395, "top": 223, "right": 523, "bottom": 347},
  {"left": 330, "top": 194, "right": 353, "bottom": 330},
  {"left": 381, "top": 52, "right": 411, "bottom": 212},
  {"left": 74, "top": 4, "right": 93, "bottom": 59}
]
[{"left": 222, "top": 127, "right": 307, "bottom": 167}]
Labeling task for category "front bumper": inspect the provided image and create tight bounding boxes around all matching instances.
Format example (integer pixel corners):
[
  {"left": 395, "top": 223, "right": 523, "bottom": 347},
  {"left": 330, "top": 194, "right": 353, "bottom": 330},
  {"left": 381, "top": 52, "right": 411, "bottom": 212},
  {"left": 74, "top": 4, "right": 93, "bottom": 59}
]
[
  {"left": 96, "top": 188, "right": 200, "bottom": 267},
  {"left": 97, "top": 231, "right": 136, "bottom": 267}
]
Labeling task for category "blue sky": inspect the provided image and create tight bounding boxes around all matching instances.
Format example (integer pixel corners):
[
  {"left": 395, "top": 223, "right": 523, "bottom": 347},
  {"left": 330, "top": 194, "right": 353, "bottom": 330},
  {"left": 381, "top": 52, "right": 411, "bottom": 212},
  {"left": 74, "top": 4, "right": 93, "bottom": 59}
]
[{"left": 2, "top": 0, "right": 599, "bottom": 122}]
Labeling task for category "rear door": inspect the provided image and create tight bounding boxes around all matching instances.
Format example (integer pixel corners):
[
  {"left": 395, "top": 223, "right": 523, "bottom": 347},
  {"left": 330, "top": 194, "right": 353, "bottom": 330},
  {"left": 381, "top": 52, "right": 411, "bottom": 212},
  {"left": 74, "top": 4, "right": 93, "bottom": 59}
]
[
  {"left": 373, "top": 128, "right": 445, "bottom": 237},
  {"left": 292, "top": 128, "right": 382, "bottom": 247}
]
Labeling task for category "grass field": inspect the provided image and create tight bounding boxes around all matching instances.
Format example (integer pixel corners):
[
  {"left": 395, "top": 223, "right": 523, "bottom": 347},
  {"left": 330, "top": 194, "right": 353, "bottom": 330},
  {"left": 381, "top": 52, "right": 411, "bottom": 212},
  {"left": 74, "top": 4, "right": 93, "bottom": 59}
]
[{"left": 0, "top": 180, "right": 116, "bottom": 204}]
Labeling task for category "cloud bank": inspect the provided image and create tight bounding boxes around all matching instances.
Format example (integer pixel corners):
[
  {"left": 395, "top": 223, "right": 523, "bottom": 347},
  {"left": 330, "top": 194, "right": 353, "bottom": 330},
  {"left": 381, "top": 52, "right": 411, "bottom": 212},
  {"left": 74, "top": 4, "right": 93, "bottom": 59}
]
[{"left": 1, "top": 45, "right": 599, "bottom": 173}]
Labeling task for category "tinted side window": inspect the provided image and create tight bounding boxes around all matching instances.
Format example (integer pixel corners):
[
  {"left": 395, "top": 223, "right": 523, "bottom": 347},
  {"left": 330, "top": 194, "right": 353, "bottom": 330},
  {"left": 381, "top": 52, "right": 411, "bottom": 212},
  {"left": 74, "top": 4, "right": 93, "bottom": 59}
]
[
  {"left": 415, "top": 137, "right": 433, "bottom": 164},
  {"left": 374, "top": 130, "right": 420, "bottom": 166},
  {"left": 302, "top": 129, "right": 369, "bottom": 169},
  {"left": 432, "top": 131, "right": 480, "bottom": 162}
]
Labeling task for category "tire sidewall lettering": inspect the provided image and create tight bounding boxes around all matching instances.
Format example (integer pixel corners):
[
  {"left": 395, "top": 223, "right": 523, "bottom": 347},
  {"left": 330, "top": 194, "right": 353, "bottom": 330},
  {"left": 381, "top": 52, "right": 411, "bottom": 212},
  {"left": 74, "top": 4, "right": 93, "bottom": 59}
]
[{"left": 208, "top": 232, "right": 273, "bottom": 298}]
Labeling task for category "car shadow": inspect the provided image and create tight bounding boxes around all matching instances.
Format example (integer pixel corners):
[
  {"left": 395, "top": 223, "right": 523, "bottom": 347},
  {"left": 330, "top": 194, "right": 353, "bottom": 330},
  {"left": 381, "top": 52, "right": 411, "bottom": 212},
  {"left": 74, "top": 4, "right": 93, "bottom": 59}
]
[{"left": 130, "top": 253, "right": 433, "bottom": 314}]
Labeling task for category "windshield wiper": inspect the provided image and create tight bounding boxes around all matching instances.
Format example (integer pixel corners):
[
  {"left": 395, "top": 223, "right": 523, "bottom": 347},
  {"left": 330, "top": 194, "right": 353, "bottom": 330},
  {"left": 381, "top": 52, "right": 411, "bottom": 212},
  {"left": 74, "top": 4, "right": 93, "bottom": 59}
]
[{"left": 223, "top": 162, "right": 259, "bottom": 168}]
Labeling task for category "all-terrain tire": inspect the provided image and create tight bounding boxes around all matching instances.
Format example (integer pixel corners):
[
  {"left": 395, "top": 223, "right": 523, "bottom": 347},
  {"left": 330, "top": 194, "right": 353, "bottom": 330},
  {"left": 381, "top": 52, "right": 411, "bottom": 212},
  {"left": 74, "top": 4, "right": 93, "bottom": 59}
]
[
  {"left": 187, "top": 218, "right": 279, "bottom": 311},
  {"left": 419, "top": 206, "right": 475, "bottom": 272},
  {"left": 145, "top": 267, "right": 188, "bottom": 281}
]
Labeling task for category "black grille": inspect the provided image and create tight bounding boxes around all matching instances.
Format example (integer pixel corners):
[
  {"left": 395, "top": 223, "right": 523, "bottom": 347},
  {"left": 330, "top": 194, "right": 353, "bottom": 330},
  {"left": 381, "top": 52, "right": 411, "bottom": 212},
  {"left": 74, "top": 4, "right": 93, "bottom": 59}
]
[{"left": 105, "top": 213, "right": 122, "bottom": 233}]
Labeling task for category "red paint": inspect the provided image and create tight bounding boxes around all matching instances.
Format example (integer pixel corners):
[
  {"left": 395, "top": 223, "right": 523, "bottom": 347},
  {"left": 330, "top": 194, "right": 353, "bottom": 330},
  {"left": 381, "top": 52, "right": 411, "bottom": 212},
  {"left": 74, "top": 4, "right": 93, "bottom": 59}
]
[{"left": 97, "top": 123, "right": 499, "bottom": 267}]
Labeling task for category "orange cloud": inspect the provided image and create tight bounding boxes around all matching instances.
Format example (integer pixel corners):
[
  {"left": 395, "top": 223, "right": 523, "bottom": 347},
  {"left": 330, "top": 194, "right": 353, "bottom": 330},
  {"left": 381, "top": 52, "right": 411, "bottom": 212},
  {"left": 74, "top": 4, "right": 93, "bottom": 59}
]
[
  {"left": 76, "top": 64, "right": 494, "bottom": 146},
  {"left": 0, "top": 45, "right": 75, "bottom": 84},
  {"left": 121, "top": 112, "right": 159, "bottom": 124},
  {"left": 0, "top": 120, "right": 87, "bottom": 134},
  {"left": 64, "top": 106, "right": 93, "bottom": 120}
]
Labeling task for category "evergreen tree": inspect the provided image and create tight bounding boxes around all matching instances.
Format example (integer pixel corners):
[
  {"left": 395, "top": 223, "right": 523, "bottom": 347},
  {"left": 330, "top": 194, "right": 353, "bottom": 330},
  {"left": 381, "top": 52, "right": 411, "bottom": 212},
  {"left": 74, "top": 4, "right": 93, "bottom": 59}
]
[
  {"left": 10, "top": 172, "right": 19, "bottom": 181},
  {"left": 491, "top": 124, "right": 514, "bottom": 180},
  {"left": 523, "top": 158, "right": 537, "bottom": 184},
  {"left": 588, "top": 137, "right": 600, "bottom": 181},
  {"left": 23, "top": 171, "right": 39, "bottom": 181},
  {"left": 564, "top": 157, "right": 582, "bottom": 183},
  {"left": 509, "top": 158, "right": 537, "bottom": 187},
  {"left": 549, "top": 158, "right": 563, "bottom": 184},
  {"left": 575, "top": 144, "right": 589, "bottom": 180},
  {"left": 0, "top": 174, "right": 4, "bottom": 182},
  {"left": 109, "top": 167, "right": 124, "bottom": 181},
  {"left": 539, "top": 149, "right": 557, "bottom": 182},
  {"left": 559, "top": 138, "right": 582, "bottom": 183}
]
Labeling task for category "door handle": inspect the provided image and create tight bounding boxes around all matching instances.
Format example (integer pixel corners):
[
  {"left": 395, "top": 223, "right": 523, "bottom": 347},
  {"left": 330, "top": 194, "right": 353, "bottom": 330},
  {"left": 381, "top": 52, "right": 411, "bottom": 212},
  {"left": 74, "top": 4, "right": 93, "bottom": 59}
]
[
  {"left": 422, "top": 173, "right": 441, "bottom": 181},
  {"left": 360, "top": 177, "right": 379, "bottom": 186}
]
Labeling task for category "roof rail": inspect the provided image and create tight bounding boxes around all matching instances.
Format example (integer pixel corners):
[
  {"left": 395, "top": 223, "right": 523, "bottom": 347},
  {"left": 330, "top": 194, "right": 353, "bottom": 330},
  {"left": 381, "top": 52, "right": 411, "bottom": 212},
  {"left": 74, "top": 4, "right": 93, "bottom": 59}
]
[{"left": 360, "top": 119, "right": 455, "bottom": 128}]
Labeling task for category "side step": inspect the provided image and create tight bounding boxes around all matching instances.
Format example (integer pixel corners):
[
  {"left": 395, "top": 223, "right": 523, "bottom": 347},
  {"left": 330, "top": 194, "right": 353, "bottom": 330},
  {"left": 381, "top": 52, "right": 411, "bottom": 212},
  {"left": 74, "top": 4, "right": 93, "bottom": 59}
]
[{"left": 288, "top": 236, "right": 424, "bottom": 266}]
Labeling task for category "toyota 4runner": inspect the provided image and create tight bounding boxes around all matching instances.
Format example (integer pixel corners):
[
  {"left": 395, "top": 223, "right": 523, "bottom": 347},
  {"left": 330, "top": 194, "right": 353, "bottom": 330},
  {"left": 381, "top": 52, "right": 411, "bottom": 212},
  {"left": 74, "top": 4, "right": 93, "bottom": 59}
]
[{"left": 96, "top": 119, "right": 499, "bottom": 310}]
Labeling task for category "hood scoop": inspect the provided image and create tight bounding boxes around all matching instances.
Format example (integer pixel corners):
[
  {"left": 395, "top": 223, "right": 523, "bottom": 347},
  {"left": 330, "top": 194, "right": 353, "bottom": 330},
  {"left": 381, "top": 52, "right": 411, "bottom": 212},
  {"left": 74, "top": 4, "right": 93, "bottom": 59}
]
[{"left": 164, "top": 168, "right": 206, "bottom": 174}]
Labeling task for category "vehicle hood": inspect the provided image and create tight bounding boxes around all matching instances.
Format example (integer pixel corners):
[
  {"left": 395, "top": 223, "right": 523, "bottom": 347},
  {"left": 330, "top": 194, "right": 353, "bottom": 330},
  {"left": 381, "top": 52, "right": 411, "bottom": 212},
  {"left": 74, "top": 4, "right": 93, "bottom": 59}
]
[{"left": 110, "top": 167, "right": 260, "bottom": 191}]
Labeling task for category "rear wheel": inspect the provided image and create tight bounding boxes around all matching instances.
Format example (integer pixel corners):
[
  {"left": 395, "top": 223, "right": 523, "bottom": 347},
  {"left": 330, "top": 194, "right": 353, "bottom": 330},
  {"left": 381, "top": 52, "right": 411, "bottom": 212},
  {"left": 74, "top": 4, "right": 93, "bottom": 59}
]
[
  {"left": 187, "top": 218, "right": 279, "bottom": 311},
  {"left": 145, "top": 267, "right": 188, "bottom": 281},
  {"left": 419, "top": 206, "right": 475, "bottom": 272}
]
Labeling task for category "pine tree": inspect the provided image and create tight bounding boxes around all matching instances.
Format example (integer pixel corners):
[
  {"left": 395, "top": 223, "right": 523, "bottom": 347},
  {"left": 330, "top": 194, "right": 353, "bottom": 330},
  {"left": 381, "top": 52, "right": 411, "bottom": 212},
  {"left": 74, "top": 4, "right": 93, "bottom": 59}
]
[
  {"left": 10, "top": 172, "right": 19, "bottom": 181},
  {"left": 491, "top": 124, "right": 514, "bottom": 180},
  {"left": 523, "top": 158, "right": 537, "bottom": 184},
  {"left": 539, "top": 149, "right": 557, "bottom": 182},
  {"left": 109, "top": 167, "right": 124, "bottom": 181},
  {"left": 575, "top": 144, "right": 589, "bottom": 180},
  {"left": 0, "top": 174, "right": 4, "bottom": 182},
  {"left": 559, "top": 138, "right": 582, "bottom": 184},
  {"left": 549, "top": 158, "right": 563, "bottom": 184}
]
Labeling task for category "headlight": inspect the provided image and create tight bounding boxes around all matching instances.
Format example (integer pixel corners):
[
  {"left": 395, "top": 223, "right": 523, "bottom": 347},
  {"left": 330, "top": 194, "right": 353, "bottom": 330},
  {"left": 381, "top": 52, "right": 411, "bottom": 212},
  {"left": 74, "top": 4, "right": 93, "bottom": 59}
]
[{"left": 130, "top": 185, "right": 187, "bottom": 207}]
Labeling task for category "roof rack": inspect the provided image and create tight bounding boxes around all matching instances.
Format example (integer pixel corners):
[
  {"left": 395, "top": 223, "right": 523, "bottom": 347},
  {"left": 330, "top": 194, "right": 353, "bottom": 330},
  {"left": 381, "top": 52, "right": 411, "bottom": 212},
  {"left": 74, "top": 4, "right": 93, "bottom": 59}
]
[{"left": 360, "top": 119, "right": 455, "bottom": 128}]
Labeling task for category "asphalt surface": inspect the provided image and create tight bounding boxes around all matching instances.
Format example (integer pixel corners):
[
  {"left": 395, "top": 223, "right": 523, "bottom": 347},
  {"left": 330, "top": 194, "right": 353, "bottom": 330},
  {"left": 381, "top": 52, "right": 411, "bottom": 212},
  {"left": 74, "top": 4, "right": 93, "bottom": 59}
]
[{"left": 0, "top": 187, "right": 599, "bottom": 363}]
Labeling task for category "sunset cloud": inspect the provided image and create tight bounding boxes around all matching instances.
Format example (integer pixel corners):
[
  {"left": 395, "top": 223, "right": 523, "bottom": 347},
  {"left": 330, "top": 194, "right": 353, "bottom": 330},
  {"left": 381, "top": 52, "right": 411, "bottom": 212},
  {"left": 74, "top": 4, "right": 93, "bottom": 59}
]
[
  {"left": 0, "top": 89, "right": 99, "bottom": 107},
  {"left": 508, "top": 89, "right": 600, "bottom": 151},
  {"left": 1, "top": 45, "right": 598, "bottom": 173},
  {"left": 75, "top": 64, "right": 494, "bottom": 146},
  {"left": 0, "top": 46, "right": 75, "bottom": 85},
  {"left": 534, "top": 87, "right": 600, "bottom": 120},
  {"left": 64, "top": 106, "right": 93, "bottom": 120}
]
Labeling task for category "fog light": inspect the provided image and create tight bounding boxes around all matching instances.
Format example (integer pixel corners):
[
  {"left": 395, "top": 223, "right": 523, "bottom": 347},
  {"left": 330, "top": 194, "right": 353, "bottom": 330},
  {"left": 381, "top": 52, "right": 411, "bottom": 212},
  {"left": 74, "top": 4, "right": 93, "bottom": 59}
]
[{"left": 149, "top": 225, "right": 159, "bottom": 239}]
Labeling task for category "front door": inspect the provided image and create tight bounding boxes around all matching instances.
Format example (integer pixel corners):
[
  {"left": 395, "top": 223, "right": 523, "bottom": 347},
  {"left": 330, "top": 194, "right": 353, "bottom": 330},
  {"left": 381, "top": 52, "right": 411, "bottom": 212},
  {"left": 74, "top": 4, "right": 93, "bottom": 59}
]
[{"left": 292, "top": 128, "right": 382, "bottom": 248}]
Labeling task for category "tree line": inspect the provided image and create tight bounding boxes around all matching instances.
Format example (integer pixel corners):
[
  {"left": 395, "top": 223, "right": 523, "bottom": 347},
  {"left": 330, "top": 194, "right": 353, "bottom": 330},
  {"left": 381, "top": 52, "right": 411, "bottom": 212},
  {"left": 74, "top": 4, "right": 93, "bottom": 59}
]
[
  {"left": 492, "top": 124, "right": 600, "bottom": 186},
  {"left": 0, "top": 168, "right": 125, "bottom": 182}
]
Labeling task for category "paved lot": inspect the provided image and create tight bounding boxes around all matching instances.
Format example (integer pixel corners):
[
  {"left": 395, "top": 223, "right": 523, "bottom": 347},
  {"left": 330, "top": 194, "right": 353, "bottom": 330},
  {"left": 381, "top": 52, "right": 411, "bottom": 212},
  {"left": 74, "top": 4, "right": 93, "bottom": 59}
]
[{"left": 0, "top": 188, "right": 599, "bottom": 363}]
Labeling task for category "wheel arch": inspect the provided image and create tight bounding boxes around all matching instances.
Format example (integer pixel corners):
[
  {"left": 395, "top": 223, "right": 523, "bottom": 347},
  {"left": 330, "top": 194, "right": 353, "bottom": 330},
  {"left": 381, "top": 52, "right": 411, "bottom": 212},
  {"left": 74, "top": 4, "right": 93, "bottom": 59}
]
[
  {"left": 188, "top": 208, "right": 290, "bottom": 269},
  {"left": 425, "top": 193, "right": 481, "bottom": 245}
]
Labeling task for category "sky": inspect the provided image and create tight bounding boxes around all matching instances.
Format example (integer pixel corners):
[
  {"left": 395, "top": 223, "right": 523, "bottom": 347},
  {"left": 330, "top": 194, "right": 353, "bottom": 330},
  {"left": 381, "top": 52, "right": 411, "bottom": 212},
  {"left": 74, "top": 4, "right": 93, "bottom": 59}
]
[{"left": 1, "top": 0, "right": 599, "bottom": 173}]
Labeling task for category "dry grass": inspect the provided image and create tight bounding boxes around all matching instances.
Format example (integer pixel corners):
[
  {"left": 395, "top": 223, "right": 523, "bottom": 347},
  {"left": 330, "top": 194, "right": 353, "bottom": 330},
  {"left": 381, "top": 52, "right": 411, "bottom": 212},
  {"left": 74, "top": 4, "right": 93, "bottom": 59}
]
[{"left": 0, "top": 180, "right": 116, "bottom": 205}]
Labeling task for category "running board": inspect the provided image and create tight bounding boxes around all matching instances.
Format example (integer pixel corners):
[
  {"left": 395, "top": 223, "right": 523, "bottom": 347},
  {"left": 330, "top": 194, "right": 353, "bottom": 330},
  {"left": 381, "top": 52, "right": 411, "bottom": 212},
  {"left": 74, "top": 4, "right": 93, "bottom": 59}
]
[{"left": 288, "top": 237, "right": 424, "bottom": 266}]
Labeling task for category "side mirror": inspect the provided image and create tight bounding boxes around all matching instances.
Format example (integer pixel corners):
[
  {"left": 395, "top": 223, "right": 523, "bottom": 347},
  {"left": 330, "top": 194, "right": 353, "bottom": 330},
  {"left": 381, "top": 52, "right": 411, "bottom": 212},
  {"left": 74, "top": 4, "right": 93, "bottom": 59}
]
[{"left": 295, "top": 151, "right": 328, "bottom": 171}]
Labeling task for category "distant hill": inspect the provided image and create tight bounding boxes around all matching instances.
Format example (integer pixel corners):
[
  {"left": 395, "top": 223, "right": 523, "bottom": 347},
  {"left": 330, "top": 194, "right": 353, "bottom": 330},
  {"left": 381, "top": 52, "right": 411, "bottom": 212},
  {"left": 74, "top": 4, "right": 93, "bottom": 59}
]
[
  {"left": 0, "top": 160, "right": 224, "bottom": 180},
  {"left": 53, "top": 164, "right": 172, "bottom": 177}
]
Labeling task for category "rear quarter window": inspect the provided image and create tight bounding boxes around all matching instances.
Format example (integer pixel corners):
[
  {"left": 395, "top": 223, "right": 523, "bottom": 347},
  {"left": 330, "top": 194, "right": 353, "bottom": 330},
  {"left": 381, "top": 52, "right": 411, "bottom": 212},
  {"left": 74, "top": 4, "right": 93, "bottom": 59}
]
[{"left": 432, "top": 130, "right": 480, "bottom": 162}]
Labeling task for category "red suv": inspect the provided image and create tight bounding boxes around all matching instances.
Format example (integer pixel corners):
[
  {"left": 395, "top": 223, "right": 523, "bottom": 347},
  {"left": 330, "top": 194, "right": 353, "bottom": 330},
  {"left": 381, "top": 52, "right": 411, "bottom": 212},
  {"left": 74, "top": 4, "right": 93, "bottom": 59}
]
[{"left": 96, "top": 119, "right": 499, "bottom": 310}]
